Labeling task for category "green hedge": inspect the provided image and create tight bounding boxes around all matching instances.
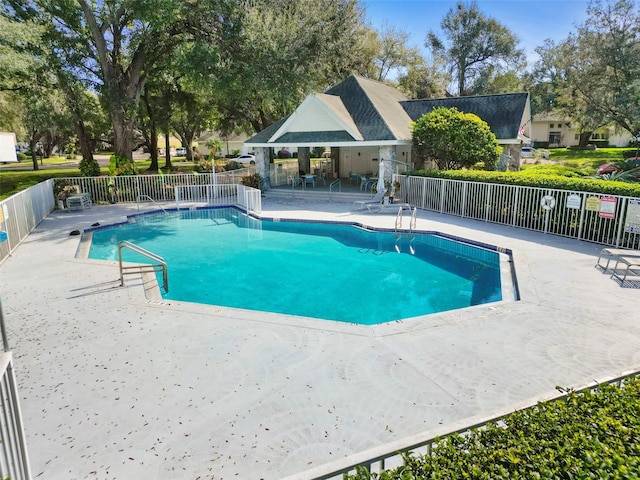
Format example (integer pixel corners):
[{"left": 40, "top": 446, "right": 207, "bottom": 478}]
[
  {"left": 345, "top": 378, "right": 640, "bottom": 479},
  {"left": 411, "top": 169, "right": 640, "bottom": 197}
]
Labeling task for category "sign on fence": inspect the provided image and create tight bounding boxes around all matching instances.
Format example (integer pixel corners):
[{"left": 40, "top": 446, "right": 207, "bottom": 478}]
[
  {"left": 599, "top": 196, "right": 617, "bottom": 219},
  {"left": 566, "top": 194, "right": 582, "bottom": 210},
  {"left": 625, "top": 199, "right": 640, "bottom": 233}
]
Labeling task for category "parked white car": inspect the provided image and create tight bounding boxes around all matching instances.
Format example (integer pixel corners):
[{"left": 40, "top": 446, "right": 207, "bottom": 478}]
[{"left": 232, "top": 153, "right": 256, "bottom": 164}]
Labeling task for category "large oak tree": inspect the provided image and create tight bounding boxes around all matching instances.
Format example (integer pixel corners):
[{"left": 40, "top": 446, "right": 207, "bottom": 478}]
[
  {"left": 426, "top": 1, "right": 524, "bottom": 96},
  {"left": 5, "top": 0, "right": 241, "bottom": 161}
]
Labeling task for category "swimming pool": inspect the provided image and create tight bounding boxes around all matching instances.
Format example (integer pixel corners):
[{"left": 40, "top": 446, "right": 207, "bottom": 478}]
[{"left": 87, "top": 208, "right": 505, "bottom": 325}]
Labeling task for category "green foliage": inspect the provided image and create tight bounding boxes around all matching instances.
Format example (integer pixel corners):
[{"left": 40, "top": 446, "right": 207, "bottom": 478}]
[
  {"left": 195, "top": 159, "right": 212, "bottom": 173},
  {"left": 108, "top": 155, "right": 138, "bottom": 176},
  {"left": 411, "top": 169, "right": 640, "bottom": 197},
  {"left": 53, "top": 179, "right": 78, "bottom": 200},
  {"left": 520, "top": 163, "right": 585, "bottom": 178},
  {"left": 531, "top": 0, "right": 640, "bottom": 137},
  {"left": 412, "top": 107, "right": 500, "bottom": 170},
  {"left": 240, "top": 173, "right": 263, "bottom": 190},
  {"left": 224, "top": 160, "right": 244, "bottom": 171},
  {"left": 79, "top": 157, "right": 101, "bottom": 177},
  {"left": 345, "top": 379, "right": 640, "bottom": 479},
  {"left": 426, "top": 1, "right": 524, "bottom": 96},
  {"left": 17, "top": 152, "right": 28, "bottom": 162}
]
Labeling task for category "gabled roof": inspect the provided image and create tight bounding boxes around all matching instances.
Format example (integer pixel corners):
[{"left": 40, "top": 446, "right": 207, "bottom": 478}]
[
  {"left": 324, "top": 76, "right": 412, "bottom": 141},
  {"left": 246, "top": 75, "right": 530, "bottom": 146}
]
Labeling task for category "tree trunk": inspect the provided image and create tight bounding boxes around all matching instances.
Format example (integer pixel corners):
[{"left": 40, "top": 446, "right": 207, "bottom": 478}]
[
  {"left": 148, "top": 132, "right": 159, "bottom": 172},
  {"left": 76, "top": 121, "right": 94, "bottom": 162},
  {"left": 578, "top": 131, "right": 592, "bottom": 148},
  {"left": 112, "top": 108, "right": 135, "bottom": 161},
  {"left": 163, "top": 131, "right": 172, "bottom": 170},
  {"left": 29, "top": 136, "right": 39, "bottom": 171}
]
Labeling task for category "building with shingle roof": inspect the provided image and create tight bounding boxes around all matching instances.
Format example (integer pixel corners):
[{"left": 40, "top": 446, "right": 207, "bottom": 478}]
[{"left": 246, "top": 75, "right": 531, "bottom": 185}]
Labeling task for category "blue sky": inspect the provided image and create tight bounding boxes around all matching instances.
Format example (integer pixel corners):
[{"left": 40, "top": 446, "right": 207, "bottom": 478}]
[{"left": 360, "top": 0, "right": 591, "bottom": 68}]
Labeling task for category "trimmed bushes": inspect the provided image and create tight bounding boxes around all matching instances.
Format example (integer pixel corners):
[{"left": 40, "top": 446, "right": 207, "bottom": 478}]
[{"left": 411, "top": 169, "right": 640, "bottom": 197}]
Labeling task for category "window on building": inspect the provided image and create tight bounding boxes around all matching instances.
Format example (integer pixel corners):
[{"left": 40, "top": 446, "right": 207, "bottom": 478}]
[
  {"left": 549, "top": 124, "right": 554, "bottom": 128},
  {"left": 549, "top": 132, "right": 562, "bottom": 145},
  {"left": 575, "top": 134, "right": 580, "bottom": 140}
]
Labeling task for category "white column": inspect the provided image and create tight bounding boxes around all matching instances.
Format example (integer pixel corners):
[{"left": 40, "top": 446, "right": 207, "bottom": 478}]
[{"left": 254, "top": 147, "right": 271, "bottom": 189}]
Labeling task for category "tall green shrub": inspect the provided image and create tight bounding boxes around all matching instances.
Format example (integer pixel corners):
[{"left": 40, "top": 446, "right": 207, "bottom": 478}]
[
  {"left": 79, "top": 157, "right": 100, "bottom": 177},
  {"left": 412, "top": 107, "right": 500, "bottom": 171}
]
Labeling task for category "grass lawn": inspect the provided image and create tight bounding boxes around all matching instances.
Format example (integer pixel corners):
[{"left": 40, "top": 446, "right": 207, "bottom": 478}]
[{"left": 521, "top": 147, "right": 633, "bottom": 177}]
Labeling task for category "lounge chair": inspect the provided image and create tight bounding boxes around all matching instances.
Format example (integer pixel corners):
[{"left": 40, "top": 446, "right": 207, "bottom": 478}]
[
  {"left": 352, "top": 189, "right": 386, "bottom": 211},
  {"left": 609, "top": 255, "right": 640, "bottom": 285},
  {"left": 595, "top": 247, "right": 640, "bottom": 272},
  {"left": 366, "top": 201, "right": 412, "bottom": 214}
]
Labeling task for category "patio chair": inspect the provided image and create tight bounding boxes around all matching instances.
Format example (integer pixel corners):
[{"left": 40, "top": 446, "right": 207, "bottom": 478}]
[
  {"left": 304, "top": 175, "right": 315, "bottom": 188},
  {"left": 352, "top": 188, "right": 386, "bottom": 211}
]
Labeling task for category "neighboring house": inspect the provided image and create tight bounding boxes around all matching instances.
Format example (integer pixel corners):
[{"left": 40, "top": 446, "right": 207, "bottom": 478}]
[
  {"left": 531, "top": 113, "right": 634, "bottom": 148},
  {"left": 245, "top": 75, "right": 532, "bottom": 185},
  {"left": 196, "top": 131, "right": 254, "bottom": 158}
]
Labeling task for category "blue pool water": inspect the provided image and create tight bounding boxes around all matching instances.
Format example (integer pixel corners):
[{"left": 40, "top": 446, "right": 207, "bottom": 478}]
[{"left": 88, "top": 208, "right": 502, "bottom": 324}]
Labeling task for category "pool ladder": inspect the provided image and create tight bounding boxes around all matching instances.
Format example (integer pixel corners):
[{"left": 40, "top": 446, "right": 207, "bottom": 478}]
[
  {"left": 118, "top": 241, "right": 169, "bottom": 293},
  {"left": 395, "top": 206, "right": 417, "bottom": 235},
  {"left": 394, "top": 207, "right": 417, "bottom": 254}
]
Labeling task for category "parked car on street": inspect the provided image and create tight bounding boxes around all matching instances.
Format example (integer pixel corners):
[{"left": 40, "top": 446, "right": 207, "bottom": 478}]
[
  {"left": 175, "top": 147, "right": 187, "bottom": 157},
  {"left": 232, "top": 153, "right": 256, "bottom": 164},
  {"left": 521, "top": 146, "right": 550, "bottom": 159}
]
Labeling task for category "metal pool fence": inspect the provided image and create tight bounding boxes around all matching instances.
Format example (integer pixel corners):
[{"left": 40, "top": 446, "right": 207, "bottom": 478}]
[
  {"left": 54, "top": 168, "right": 256, "bottom": 205},
  {"left": 398, "top": 175, "right": 640, "bottom": 249}
]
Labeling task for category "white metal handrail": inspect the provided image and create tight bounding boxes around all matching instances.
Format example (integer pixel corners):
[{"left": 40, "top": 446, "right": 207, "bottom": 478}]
[
  {"left": 117, "top": 241, "right": 168, "bottom": 293},
  {"left": 136, "top": 194, "right": 168, "bottom": 213},
  {"left": 410, "top": 206, "right": 417, "bottom": 233}
]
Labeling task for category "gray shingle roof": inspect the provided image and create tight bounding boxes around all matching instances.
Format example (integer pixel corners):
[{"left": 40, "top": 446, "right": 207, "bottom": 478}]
[
  {"left": 246, "top": 76, "right": 529, "bottom": 145},
  {"left": 401, "top": 93, "right": 530, "bottom": 140},
  {"left": 245, "top": 116, "right": 289, "bottom": 145}
]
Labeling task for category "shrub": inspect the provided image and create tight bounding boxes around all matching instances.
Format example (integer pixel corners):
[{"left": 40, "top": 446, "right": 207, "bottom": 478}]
[
  {"left": 520, "top": 164, "right": 584, "bottom": 178},
  {"left": 240, "top": 173, "right": 263, "bottom": 190},
  {"left": 17, "top": 152, "right": 28, "bottom": 162},
  {"left": 277, "top": 149, "right": 291, "bottom": 159},
  {"left": 108, "top": 155, "right": 137, "bottom": 176},
  {"left": 224, "top": 160, "right": 244, "bottom": 171},
  {"left": 79, "top": 157, "right": 101, "bottom": 177},
  {"left": 622, "top": 150, "right": 638, "bottom": 159},
  {"left": 410, "top": 169, "right": 640, "bottom": 197},
  {"left": 195, "top": 159, "right": 212, "bottom": 173},
  {"left": 54, "top": 179, "right": 79, "bottom": 201},
  {"left": 412, "top": 107, "right": 500, "bottom": 171}
]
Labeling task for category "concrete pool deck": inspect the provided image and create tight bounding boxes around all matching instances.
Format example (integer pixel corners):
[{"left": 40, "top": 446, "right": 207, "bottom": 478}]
[{"left": 1, "top": 197, "right": 639, "bottom": 479}]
